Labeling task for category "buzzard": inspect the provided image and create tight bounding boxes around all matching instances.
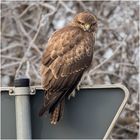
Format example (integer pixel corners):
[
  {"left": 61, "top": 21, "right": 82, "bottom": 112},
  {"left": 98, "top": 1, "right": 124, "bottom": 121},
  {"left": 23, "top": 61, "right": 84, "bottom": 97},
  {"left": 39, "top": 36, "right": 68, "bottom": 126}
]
[{"left": 39, "top": 12, "right": 98, "bottom": 124}]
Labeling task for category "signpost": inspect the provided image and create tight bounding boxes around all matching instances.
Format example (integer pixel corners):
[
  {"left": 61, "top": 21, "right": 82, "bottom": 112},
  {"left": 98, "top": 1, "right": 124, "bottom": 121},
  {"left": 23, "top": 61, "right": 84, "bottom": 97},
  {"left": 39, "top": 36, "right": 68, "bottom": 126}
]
[{"left": 1, "top": 78, "right": 129, "bottom": 139}]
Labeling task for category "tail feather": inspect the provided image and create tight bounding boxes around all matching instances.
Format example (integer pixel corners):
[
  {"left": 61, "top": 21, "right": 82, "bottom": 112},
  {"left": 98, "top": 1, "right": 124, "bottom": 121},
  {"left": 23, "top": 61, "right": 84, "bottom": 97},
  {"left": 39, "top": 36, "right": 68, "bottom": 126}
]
[
  {"left": 50, "top": 100, "right": 65, "bottom": 125},
  {"left": 38, "top": 91, "right": 61, "bottom": 117},
  {"left": 58, "top": 99, "right": 65, "bottom": 121},
  {"left": 50, "top": 104, "right": 60, "bottom": 125}
]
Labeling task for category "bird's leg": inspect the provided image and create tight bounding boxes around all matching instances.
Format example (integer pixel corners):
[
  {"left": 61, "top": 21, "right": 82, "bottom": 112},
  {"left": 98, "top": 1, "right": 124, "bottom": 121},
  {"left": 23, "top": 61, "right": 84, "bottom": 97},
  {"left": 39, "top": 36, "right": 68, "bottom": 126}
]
[
  {"left": 68, "top": 73, "right": 87, "bottom": 100},
  {"left": 68, "top": 81, "right": 82, "bottom": 100},
  {"left": 68, "top": 89, "right": 77, "bottom": 100},
  {"left": 76, "top": 81, "right": 81, "bottom": 91}
]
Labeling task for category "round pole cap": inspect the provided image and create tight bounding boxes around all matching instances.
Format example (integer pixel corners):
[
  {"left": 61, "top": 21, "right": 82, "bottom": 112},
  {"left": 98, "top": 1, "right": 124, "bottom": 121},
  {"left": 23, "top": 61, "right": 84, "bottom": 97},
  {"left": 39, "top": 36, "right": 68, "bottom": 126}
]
[{"left": 14, "top": 78, "right": 30, "bottom": 87}]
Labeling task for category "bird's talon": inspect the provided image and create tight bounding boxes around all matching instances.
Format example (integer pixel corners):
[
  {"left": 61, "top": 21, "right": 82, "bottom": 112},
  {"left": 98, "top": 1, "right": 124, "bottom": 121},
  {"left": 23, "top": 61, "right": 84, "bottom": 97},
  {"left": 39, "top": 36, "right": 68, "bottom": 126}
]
[{"left": 68, "top": 90, "right": 75, "bottom": 100}]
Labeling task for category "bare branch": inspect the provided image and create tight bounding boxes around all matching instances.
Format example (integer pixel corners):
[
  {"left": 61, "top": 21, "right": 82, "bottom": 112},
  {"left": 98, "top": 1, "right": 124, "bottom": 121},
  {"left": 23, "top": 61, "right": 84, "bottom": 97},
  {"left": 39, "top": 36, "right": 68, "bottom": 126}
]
[{"left": 90, "top": 36, "right": 127, "bottom": 75}]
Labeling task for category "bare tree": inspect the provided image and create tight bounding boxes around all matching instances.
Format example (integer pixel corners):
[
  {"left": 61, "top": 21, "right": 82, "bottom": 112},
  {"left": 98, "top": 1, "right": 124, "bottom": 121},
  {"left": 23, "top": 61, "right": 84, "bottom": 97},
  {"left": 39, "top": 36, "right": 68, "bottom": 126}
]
[{"left": 1, "top": 1, "right": 139, "bottom": 139}]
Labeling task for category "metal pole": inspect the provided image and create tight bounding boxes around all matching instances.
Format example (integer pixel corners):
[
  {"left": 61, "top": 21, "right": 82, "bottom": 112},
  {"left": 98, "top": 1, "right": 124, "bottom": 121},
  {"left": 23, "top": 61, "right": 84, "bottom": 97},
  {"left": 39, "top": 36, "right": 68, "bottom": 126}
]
[{"left": 14, "top": 78, "right": 32, "bottom": 139}]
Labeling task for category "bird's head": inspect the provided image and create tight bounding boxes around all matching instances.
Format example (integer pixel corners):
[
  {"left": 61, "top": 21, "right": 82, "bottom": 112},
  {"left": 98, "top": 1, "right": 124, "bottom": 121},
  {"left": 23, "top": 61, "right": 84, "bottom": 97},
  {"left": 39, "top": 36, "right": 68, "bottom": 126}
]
[{"left": 71, "top": 12, "right": 98, "bottom": 33}]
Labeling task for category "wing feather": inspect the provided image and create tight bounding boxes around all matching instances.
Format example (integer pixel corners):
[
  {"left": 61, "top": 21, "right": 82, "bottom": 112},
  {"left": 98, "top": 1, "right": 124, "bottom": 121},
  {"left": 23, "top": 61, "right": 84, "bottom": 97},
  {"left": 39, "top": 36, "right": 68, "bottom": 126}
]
[{"left": 40, "top": 26, "right": 95, "bottom": 116}]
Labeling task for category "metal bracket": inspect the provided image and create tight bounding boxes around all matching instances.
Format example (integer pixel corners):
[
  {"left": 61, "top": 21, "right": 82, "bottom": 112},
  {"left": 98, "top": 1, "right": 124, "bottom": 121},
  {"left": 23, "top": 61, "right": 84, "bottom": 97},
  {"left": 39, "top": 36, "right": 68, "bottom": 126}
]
[{"left": 9, "top": 87, "right": 36, "bottom": 96}]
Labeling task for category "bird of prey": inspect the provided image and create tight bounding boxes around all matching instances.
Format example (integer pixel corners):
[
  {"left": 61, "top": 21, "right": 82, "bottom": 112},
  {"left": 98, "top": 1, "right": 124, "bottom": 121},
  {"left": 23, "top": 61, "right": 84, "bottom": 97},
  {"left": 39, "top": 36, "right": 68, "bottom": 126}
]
[{"left": 39, "top": 12, "right": 98, "bottom": 124}]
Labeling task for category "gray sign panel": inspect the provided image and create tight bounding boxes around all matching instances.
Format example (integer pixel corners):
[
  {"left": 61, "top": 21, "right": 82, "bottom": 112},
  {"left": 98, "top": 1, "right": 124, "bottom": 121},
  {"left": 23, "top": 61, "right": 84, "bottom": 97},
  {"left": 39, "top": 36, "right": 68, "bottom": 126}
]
[{"left": 1, "top": 84, "right": 129, "bottom": 139}]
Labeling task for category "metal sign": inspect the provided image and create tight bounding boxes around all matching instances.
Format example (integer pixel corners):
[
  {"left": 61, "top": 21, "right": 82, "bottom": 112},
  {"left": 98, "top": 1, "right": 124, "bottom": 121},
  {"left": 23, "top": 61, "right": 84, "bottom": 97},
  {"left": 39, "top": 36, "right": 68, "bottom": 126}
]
[{"left": 1, "top": 84, "right": 129, "bottom": 139}]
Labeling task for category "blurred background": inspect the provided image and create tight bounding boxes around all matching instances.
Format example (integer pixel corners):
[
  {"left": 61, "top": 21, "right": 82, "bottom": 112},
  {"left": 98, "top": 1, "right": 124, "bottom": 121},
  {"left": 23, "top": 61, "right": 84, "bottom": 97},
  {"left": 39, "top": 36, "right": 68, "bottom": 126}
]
[{"left": 1, "top": 1, "right": 139, "bottom": 139}]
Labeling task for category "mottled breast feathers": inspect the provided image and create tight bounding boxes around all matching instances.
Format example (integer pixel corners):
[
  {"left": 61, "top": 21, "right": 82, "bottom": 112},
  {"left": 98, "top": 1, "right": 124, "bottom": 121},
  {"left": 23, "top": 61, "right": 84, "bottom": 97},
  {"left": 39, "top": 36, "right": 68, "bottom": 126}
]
[{"left": 41, "top": 26, "right": 95, "bottom": 85}]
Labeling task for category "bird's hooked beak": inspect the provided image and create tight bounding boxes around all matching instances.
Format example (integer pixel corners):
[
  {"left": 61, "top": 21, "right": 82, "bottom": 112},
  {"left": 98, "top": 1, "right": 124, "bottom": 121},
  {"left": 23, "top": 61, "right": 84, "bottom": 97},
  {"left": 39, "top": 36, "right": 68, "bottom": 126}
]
[{"left": 84, "top": 23, "right": 91, "bottom": 31}]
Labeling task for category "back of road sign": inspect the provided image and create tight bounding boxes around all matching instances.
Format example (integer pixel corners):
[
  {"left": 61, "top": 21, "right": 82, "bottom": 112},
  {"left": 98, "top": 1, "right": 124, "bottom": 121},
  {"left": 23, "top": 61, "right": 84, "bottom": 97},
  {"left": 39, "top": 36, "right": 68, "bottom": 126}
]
[{"left": 1, "top": 85, "right": 129, "bottom": 139}]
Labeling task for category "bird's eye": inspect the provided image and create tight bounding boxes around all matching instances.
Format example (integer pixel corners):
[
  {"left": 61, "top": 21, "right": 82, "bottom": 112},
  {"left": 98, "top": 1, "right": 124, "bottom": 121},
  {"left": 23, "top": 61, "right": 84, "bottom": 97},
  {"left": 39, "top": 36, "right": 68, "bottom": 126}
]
[{"left": 78, "top": 21, "right": 85, "bottom": 25}]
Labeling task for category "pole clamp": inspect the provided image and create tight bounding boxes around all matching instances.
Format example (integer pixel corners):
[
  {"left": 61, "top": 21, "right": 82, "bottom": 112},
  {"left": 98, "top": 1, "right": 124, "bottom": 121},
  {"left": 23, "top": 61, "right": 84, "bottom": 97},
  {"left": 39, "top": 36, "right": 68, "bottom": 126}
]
[
  {"left": 9, "top": 87, "right": 36, "bottom": 96},
  {"left": 9, "top": 78, "right": 36, "bottom": 96}
]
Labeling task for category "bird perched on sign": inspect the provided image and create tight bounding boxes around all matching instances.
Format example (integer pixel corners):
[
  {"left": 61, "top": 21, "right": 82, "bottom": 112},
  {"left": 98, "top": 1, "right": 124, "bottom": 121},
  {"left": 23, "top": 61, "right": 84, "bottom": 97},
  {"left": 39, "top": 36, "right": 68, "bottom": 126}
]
[{"left": 39, "top": 12, "right": 98, "bottom": 124}]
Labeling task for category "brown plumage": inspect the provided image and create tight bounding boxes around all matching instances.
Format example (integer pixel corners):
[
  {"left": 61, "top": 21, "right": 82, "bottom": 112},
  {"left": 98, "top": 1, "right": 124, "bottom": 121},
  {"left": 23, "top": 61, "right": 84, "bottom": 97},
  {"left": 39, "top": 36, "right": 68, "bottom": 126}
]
[{"left": 39, "top": 12, "right": 98, "bottom": 124}]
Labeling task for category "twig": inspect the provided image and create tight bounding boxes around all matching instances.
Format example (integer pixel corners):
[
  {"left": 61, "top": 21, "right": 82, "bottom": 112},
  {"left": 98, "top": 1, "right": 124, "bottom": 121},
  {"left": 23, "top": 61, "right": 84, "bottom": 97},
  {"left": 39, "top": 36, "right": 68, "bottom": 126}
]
[
  {"left": 31, "top": 63, "right": 41, "bottom": 79},
  {"left": 39, "top": 2, "right": 57, "bottom": 16},
  {"left": 77, "top": 1, "right": 88, "bottom": 11},
  {"left": 1, "top": 55, "right": 21, "bottom": 61},
  {"left": 0, "top": 42, "right": 23, "bottom": 53},
  {"left": 89, "top": 36, "right": 127, "bottom": 75},
  {"left": 118, "top": 63, "right": 137, "bottom": 69},
  {"left": 25, "top": 61, "right": 30, "bottom": 78},
  {"left": 92, "top": 70, "right": 122, "bottom": 79},
  {"left": 19, "top": 4, "right": 32, "bottom": 18},
  {"left": 13, "top": 14, "right": 42, "bottom": 78},
  {"left": 59, "top": 1, "right": 76, "bottom": 14},
  {"left": 1, "top": 62, "right": 20, "bottom": 69}
]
